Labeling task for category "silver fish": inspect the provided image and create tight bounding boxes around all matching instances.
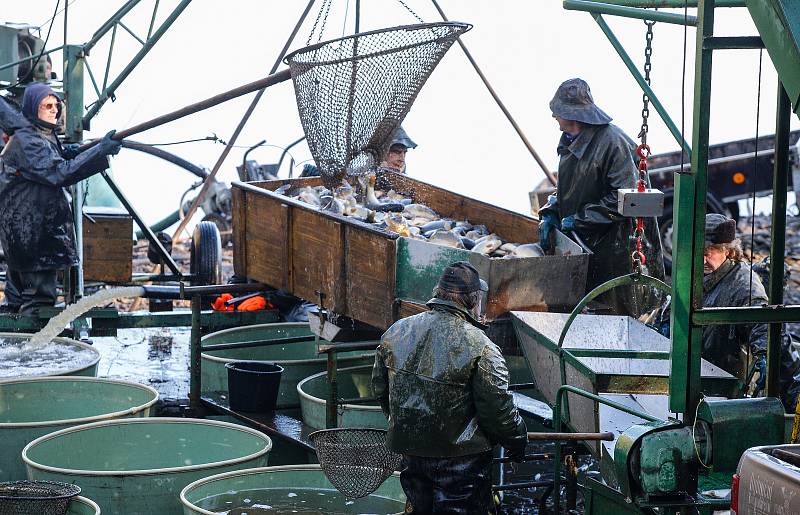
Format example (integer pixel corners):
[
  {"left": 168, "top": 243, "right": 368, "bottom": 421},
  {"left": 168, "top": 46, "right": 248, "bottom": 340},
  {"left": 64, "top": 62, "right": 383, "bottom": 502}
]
[
  {"left": 511, "top": 243, "right": 546, "bottom": 258},
  {"left": 428, "top": 229, "right": 464, "bottom": 249},
  {"left": 500, "top": 243, "right": 518, "bottom": 253},
  {"left": 472, "top": 236, "right": 502, "bottom": 255},
  {"left": 274, "top": 184, "right": 292, "bottom": 195},
  {"left": 403, "top": 203, "right": 438, "bottom": 220}
]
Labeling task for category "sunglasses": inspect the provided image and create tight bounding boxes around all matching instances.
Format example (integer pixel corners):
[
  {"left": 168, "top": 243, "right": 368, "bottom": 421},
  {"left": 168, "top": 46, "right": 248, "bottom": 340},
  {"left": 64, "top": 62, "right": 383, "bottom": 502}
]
[{"left": 39, "top": 102, "right": 59, "bottom": 110}]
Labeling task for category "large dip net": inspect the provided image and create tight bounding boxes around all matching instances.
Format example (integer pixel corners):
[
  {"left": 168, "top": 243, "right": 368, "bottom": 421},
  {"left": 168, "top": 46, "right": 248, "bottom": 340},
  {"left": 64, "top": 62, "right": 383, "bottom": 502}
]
[
  {"left": 309, "top": 428, "right": 402, "bottom": 500},
  {"left": 284, "top": 22, "right": 471, "bottom": 188},
  {"left": 0, "top": 480, "right": 81, "bottom": 515}
]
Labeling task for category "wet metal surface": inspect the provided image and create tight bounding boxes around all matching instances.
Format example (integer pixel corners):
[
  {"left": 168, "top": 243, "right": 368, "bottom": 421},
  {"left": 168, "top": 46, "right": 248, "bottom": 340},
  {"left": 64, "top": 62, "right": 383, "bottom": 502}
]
[{"left": 91, "top": 326, "right": 190, "bottom": 401}]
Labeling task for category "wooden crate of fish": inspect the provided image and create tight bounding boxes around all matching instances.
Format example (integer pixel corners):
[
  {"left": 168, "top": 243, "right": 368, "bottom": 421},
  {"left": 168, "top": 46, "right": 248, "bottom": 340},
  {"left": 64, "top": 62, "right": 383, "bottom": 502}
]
[{"left": 231, "top": 171, "right": 589, "bottom": 329}]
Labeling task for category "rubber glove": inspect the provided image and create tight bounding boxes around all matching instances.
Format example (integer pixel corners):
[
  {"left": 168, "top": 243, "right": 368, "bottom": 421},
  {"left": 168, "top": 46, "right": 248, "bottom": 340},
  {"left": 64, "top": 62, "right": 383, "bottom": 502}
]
[
  {"left": 538, "top": 195, "right": 561, "bottom": 252},
  {"left": 61, "top": 143, "right": 81, "bottom": 160},
  {"left": 98, "top": 130, "right": 122, "bottom": 156},
  {"left": 504, "top": 436, "right": 528, "bottom": 463},
  {"left": 753, "top": 357, "right": 767, "bottom": 393},
  {"left": 561, "top": 215, "right": 576, "bottom": 233}
]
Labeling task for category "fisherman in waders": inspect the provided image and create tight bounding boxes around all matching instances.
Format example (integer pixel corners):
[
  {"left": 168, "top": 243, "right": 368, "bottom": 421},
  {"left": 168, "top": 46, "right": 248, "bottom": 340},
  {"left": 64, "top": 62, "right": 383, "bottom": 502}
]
[
  {"left": 0, "top": 83, "right": 122, "bottom": 314},
  {"left": 658, "top": 214, "right": 800, "bottom": 411},
  {"left": 538, "top": 78, "right": 665, "bottom": 317},
  {"left": 372, "top": 261, "right": 527, "bottom": 514}
]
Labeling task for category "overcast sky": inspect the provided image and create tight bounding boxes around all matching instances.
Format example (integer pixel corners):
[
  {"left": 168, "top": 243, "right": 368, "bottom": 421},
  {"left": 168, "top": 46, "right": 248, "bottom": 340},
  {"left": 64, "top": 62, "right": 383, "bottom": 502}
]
[{"left": 4, "top": 1, "right": 794, "bottom": 231}]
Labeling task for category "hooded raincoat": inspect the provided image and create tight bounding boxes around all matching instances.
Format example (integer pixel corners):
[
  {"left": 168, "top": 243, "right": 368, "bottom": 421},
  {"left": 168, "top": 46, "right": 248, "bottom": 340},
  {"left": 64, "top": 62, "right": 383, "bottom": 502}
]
[
  {"left": 372, "top": 298, "right": 527, "bottom": 458},
  {"left": 543, "top": 123, "right": 665, "bottom": 316},
  {"left": 0, "top": 96, "right": 110, "bottom": 272}
]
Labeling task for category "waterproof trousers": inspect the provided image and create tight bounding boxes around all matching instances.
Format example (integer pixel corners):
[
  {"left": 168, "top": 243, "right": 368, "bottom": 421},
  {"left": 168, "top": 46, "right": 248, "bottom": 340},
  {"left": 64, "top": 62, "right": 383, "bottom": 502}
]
[
  {"left": 400, "top": 451, "right": 495, "bottom": 514},
  {"left": 3, "top": 268, "right": 58, "bottom": 315}
]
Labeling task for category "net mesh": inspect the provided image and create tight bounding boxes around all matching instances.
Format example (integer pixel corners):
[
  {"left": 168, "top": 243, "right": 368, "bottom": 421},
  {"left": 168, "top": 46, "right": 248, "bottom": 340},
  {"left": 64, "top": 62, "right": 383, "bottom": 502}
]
[
  {"left": 0, "top": 480, "right": 80, "bottom": 515},
  {"left": 285, "top": 22, "right": 471, "bottom": 188},
  {"left": 309, "top": 428, "right": 402, "bottom": 500}
]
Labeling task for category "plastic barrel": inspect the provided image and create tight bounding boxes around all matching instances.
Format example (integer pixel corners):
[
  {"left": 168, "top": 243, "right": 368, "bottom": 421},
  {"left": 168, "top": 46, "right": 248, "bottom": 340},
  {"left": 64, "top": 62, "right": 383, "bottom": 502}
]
[{"left": 226, "top": 361, "right": 283, "bottom": 412}]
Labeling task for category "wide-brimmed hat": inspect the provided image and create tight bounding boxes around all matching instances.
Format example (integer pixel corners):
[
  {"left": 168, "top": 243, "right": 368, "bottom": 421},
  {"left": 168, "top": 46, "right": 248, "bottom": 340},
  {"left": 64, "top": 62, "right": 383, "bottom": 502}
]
[
  {"left": 549, "top": 78, "right": 612, "bottom": 125},
  {"left": 705, "top": 213, "right": 736, "bottom": 245},
  {"left": 437, "top": 261, "right": 488, "bottom": 294}
]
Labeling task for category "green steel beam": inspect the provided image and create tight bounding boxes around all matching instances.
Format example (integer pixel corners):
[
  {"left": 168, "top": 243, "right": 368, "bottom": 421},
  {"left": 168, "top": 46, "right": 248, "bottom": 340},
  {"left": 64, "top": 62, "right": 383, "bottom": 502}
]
[
  {"left": 593, "top": 14, "right": 692, "bottom": 158},
  {"left": 767, "top": 84, "right": 791, "bottom": 398},
  {"left": 704, "top": 36, "right": 764, "bottom": 49},
  {"left": 598, "top": 0, "right": 744, "bottom": 6},
  {"left": 0, "top": 44, "right": 66, "bottom": 73},
  {"left": 63, "top": 45, "right": 85, "bottom": 142},
  {"left": 82, "top": 0, "right": 192, "bottom": 126},
  {"left": 693, "top": 306, "right": 800, "bottom": 325},
  {"left": 566, "top": 349, "right": 671, "bottom": 359},
  {"left": 564, "top": 0, "right": 698, "bottom": 24},
  {"left": 669, "top": 0, "right": 716, "bottom": 418}
]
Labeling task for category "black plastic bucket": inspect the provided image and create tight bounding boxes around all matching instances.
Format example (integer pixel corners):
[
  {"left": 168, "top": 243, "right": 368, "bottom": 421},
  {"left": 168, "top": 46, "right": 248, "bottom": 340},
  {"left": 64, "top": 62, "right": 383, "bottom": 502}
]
[{"left": 225, "top": 361, "right": 284, "bottom": 412}]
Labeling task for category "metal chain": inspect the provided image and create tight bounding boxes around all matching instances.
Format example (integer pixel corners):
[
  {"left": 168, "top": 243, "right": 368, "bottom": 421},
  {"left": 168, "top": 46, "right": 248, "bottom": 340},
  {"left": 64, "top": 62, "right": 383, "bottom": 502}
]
[
  {"left": 638, "top": 20, "right": 655, "bottom": 145},
  {"left": 306, "top": 0, "right": 334, "bottom": 46},
  {"left": 395, "top": 0, "right": 425, "bottom": 23}
]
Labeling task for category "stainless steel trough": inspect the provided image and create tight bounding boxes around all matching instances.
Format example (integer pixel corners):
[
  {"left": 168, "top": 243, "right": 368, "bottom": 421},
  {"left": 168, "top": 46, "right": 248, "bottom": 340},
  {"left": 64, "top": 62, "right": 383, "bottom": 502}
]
[{"left": 510, "top": 311, "right": 738, "bottom": 454}]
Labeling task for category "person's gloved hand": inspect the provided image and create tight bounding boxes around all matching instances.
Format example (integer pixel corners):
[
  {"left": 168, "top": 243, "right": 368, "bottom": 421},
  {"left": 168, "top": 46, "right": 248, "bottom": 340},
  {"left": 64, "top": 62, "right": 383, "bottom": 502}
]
[
  {"left": 561, "top": 215, "right": 576, "bottom": 233},
  {"left": 62, "top": 143, "right": 81, "bottom": 160},
  {"left": 753, "top": 357, "right": 767, "bottom": 393},
  {"left": 538, "top": 211, "right": 560, "bottom": 252},
  {"left": 98, "top": 130, "right": 122, "bottom": 156},
  {"left": 505, "top": 436, "right": 527, "bottom": 463}
]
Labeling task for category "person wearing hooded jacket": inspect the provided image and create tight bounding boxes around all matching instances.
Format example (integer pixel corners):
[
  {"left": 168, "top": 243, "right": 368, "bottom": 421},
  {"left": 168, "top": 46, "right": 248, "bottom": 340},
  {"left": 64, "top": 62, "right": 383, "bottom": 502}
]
[
  {"left": 372, "top": 261, "right": 527, "bottom": 514},
  {"left": 538, "top": 78, "right": 665, "bottom": 317},
  {"left": 0, "top": 83, "right": 122, "bottom": 314}
]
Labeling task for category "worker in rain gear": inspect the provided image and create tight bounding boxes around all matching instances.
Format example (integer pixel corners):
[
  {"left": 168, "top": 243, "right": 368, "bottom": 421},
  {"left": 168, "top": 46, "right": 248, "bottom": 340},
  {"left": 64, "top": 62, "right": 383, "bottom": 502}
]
[
  {"left": 694, "top": 214, "right": 800, "bottom": 410},
  {"left": 372, "top": 261, "right": 527, "bottom": 514},
  {"left": 379, "top": 126, "right": 417, "bottom": 174},
  {"left": 0, "top": 83, "right": 122, "bottom": 314},
  {"left": 539, "top": 78, "right": 664, "bottom": 317}
]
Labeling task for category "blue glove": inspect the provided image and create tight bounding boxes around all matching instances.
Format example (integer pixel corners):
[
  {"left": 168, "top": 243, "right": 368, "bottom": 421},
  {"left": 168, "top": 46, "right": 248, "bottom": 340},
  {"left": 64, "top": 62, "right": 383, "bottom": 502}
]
[
  {"left": 538, "top": 210, "right": 560, "bottom": 251},
  {"left": 561, "top": 215, "right": 576, "bottom": 233},
  {"left": 98, "top": 130, "right": 122, "bottom": 156},
  {"left": 62, "top": 143, "right": 81, "bottom": 160}
]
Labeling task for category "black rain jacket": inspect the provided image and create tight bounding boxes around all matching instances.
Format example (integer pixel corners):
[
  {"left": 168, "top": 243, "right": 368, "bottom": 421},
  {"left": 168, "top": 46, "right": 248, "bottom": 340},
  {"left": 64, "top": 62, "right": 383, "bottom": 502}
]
[{"left": 0, "top": 99, "right": 110, "bottom": 271}]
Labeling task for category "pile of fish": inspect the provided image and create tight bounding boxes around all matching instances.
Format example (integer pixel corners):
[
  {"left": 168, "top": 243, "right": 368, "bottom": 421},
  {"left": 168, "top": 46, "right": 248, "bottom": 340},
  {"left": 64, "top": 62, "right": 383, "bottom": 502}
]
[{"left": 274, "top": 175, "right": 544, "bottom": 258}]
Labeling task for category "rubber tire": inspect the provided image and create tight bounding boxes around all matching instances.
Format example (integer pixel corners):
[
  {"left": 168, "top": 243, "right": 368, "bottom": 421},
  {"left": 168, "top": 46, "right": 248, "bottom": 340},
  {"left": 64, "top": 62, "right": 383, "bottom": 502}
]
[
  {"left": 190, "top": 221, "right": 222, "bottom": 286},
  {"left": 201, "top": 213, "right": 232, "bottom": 248}
]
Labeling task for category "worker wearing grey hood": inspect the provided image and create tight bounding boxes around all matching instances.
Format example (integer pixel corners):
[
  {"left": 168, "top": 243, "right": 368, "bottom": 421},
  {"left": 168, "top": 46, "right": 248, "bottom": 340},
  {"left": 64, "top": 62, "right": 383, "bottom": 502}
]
[
  {"left": 379, "top": 126, "right": 417, "bottom": 174},
  {"left": 539, "top": 78, "right": 665, "bottom": 316},
  {"left": 0, "top": 83, "right": 122, "bottom": 314}
]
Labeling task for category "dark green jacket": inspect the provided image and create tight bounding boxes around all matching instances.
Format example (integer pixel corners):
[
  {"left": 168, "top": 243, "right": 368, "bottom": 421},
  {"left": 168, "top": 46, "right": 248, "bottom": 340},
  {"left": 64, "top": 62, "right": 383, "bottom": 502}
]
[
  {"left": 543, "top": 123, "right": 665, "bottom": 316},
  {"left": 702, "top": 259, "right": 768, "bottom": 376},
  {"left": 372, "top": 299, "right": 527, "bottom": 458}
]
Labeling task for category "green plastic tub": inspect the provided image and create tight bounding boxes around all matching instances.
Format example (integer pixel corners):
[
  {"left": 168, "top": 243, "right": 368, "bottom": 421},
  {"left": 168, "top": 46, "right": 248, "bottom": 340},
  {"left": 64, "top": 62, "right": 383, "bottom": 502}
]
[
  {"left": 23, "top": 418, "right": 272, "bottom": 515},
  {"left": 0, "top": 333, "right": 100, "bottom": 380},
  {"left": 180, "top": 464, "right": 406, "bottom": 514},
  {"left": 298, "top": 365, "right": 387, "bottom": 430},
  {"left": 66, "top": 496, "right": 101, "bottom": 515},
  {"left": 0, "top": 377, "right": 158, "bottom": 482},
  {"left": 201, "top": 323, "right": 375, "bottom": 409}
]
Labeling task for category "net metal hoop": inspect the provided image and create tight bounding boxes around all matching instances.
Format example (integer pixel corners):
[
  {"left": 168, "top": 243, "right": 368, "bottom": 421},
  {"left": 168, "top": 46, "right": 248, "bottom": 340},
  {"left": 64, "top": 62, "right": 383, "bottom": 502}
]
[{"left": 309, "top": 427, "right": 402, "bottom": 500}]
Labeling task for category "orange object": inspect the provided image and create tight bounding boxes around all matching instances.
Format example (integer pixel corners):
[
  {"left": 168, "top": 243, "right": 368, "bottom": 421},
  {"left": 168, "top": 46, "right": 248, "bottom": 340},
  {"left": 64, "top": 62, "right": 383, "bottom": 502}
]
[
  {"left": 237, "top": 295, "right": 268, "bottom": 311},
  {"left": 732, "top": 172, "right": 746, "bottom": 185},
  {"left": 211, "top": 293, "right": 234, "bottom": 312}
]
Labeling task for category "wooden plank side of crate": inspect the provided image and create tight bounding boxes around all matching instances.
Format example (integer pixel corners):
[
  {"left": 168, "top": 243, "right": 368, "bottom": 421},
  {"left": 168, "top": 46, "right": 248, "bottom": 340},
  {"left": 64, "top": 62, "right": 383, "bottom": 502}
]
[
  {"left": 345, "top": 226, "right": 396, "bottom": 329},
  {"left": 244, "top": 191, "right": 289, "bottom": 289},
  {"left": 83, "top": 215, "right": 133, "bottom": 283},
  {"left": 232, "top": 186, "right": 247, "bottom": 278},
  {"left": 291, "top": 208, "right": 346, "bottom": 313},
  {"left": 379, "top": 172, "right": 539, "bottom": 243}
]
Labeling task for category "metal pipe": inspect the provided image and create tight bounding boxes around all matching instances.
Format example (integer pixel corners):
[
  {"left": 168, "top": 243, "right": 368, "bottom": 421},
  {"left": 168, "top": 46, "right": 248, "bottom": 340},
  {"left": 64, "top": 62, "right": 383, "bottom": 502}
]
[
  {"left": 527, "top": 431, "right": 614, "bottom": 441},
  {"left": 85, "top": 0, "right": 142, "bottom": 50},
  {"left": 317, "top": 341, "right": 380, "bottom": 354},
  {"left": 0, "top": 45, "right": 66, "bottom": 73},
  {"left": 492, "top": 480, "right": 553, "bottom": 492},
  {"left": 767, "top": 84, "right": 790, "bottom": 399},
  {"left": 122, "top": 140, "right": 209, "bottom": 179},
  {"left": 693, "top": 306, "right": 800, "bottom": 325},
  {"left": 326, "top": 350, "right": 339, "bottom": 428},
  {"left": 200, "top": 335, "right": 312, "bottom": 352},
  {"left": 565, "top": 0, "right": 698, "bottom": 25},
  {"left": 189, "top": 294, "right": 202, "bottom": 409},
  {"left": 134, "top": 210, "right": 179, "bottom": 239},
  {"left": 593, "top": 13, "right": 692, "bottom": 158},
  {"left": 431, "top": 0, "right": 557, "bottom": 186},
  {"left": 180, "top": 282, "right": 267, "bottom": 297},
  {"left": 493, "top": 453, "right": 554, "bottom": 464},
  {"left": 172, "top": 0, "right": 317, "bottom": 243},
  {"left": 594, "top": 0, "right": 743, "bottom": 6}
]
